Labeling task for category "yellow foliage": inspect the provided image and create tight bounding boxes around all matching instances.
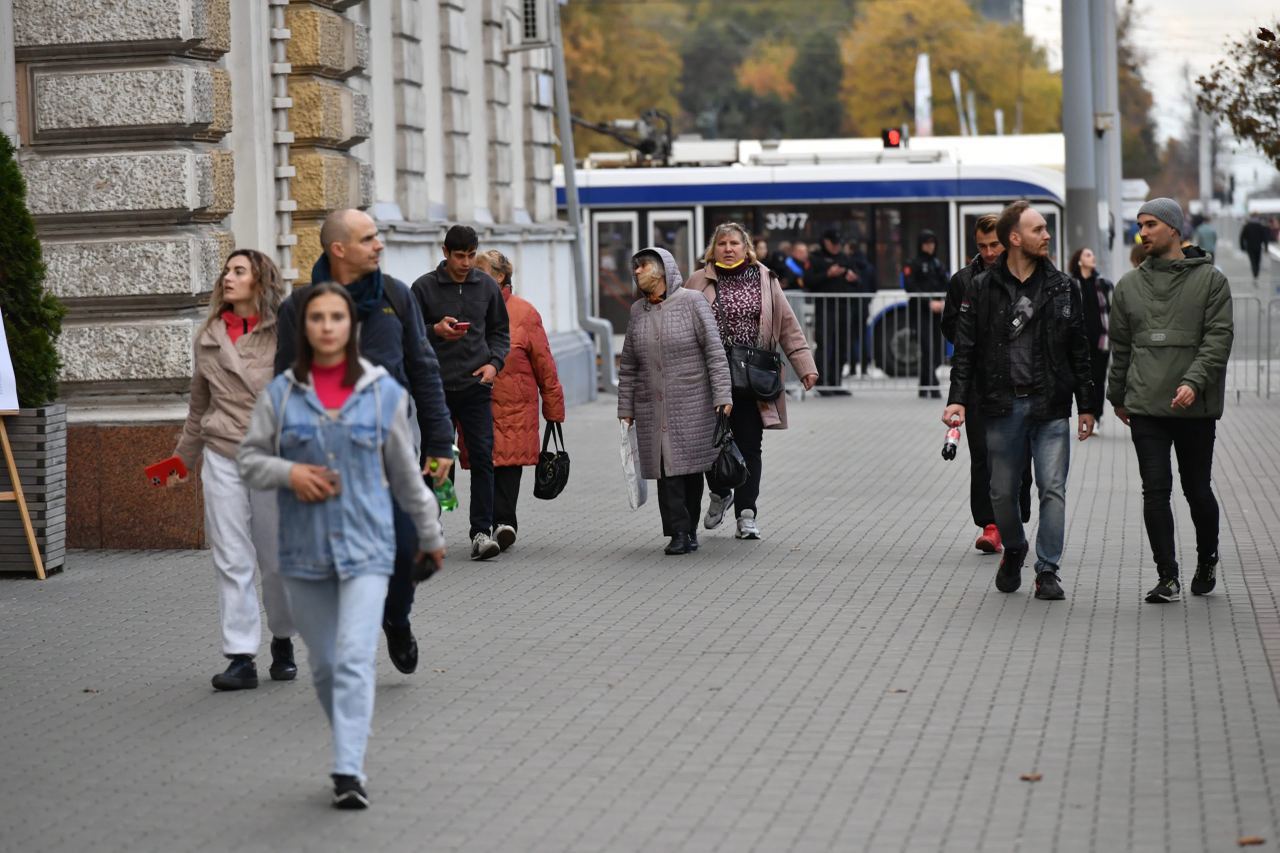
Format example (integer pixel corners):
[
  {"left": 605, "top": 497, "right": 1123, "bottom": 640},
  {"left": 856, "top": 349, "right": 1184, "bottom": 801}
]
[
  {"left": 839, "top": 0, "right": 1060, "bottom": 137},
  {"left": 736, "top": 42, "right": 797, "bottom": 101}
]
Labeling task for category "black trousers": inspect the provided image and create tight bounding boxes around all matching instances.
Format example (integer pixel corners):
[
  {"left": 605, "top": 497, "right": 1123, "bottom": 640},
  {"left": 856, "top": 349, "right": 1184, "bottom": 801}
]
[
  {"left": 1090, "top": 349, "right": 1109, "bottom": 422},
  {"left": 657, "top": 465, "right": 705, "bottom": 537},
  {"left": 915, "top": 306, "right": 945, "bottom": 393},
  {"left": 815, "top": 297, "right": 852, "bottom": 384},
  {"left": 1247, "top": 248, "right": 1262, "bottom": 279},
  {"left": 709, "top": 389, "right": 764, "bottom": 517},
  {"left": 382, "top": 500, "right": 419, "bottom": 629},
  {"left": 1129, "top": 416, "right": 1219, "bottom": 578},
  {"left": 494, "top": 465, "right": 522, "bottom": 530},
  {"left": 446, "top": 383, "right": 495, "bottom": 539},
  {"left": 966, "top": 406, "right": 1033, "bottom": 527}
]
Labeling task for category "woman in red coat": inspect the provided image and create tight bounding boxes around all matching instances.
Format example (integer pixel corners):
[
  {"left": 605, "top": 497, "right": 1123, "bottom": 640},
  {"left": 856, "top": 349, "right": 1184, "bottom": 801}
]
[{"left": 466, "top": 250, "right": 566, "bottom": 551}]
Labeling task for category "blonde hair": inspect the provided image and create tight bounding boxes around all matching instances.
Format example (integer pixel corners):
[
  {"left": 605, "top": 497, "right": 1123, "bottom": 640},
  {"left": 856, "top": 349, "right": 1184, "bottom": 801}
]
[
  {"left": 480, "top": 248, "right": 513, "bottom": 288},
  {"left": 702, "top": 222, "right": 759, "bottom": 265},
  {"left": 203, "top": 249, "right": 285, "bottom": 332}
]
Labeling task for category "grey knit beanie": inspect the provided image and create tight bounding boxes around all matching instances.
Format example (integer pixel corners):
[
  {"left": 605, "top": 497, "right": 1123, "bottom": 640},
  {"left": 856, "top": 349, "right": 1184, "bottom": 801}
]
[{"left": 1138, "top": 197, "right": 1184, "bottom": 235}]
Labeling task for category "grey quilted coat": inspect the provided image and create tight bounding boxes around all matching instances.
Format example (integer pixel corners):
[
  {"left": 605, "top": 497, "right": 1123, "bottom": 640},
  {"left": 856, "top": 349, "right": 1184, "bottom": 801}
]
[{"left": 618, "top": 247, "right": 732, "bottom": 479}]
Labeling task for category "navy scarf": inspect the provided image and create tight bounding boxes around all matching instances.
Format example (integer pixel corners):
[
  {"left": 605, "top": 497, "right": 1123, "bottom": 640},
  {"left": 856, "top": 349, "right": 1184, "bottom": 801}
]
[{"left": 311, "top": 255, "right": 384, "bottom": 321}]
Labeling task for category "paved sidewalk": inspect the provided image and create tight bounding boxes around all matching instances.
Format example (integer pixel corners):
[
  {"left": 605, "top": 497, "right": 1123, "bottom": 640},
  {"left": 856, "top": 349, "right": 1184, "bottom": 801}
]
[{"left": 2, "top": 393, "right": 1279, "bottom": 853}]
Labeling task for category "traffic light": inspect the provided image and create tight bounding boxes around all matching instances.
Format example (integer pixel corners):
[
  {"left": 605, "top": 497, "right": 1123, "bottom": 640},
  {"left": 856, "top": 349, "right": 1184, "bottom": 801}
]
[{"left": 881, "top": 128, "right": 902, "bottom": 148}]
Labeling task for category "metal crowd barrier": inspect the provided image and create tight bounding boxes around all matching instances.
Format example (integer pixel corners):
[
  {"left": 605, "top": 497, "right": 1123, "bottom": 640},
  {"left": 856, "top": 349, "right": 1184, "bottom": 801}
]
[{"left": 776, "top": 291, "right": 1280, "bottom": 402}]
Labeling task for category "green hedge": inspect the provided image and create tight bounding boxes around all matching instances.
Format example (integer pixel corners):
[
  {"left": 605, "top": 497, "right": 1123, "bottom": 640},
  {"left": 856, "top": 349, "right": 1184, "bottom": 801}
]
[{"left": 0, "top": 134, "right": 65, "bottom": 409}]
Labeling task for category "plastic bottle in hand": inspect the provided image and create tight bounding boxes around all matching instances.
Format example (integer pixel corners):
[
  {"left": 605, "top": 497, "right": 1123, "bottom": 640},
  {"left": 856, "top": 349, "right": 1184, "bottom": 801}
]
[
  {"left": 428, "top": 459, "right": 458, "bottom": 511},
  {"left": 941, "top": 421, "right": 961, "bottom": 461}
]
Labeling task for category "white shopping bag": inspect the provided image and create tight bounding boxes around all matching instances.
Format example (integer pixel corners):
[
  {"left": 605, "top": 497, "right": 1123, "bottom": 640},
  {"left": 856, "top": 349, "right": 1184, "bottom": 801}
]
[{"left": 620, "top": 422, "right": 648, "bottom": 509}]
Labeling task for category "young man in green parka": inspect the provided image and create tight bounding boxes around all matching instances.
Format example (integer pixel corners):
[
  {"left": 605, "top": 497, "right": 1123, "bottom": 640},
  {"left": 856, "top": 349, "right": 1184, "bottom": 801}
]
[{"left": 1109, "top": 198, "right": 1234, "bottom": 604}]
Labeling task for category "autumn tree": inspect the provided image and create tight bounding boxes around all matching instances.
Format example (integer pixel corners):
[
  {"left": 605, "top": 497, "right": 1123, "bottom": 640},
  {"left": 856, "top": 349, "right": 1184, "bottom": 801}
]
[
  {"left": 785, "top": 31, "right": 845, "bottom": 138},
  {"left": 1197, "top": 24, "right": 1280, "bottom": 169},
  {"left": 560, "top": 4, "right": 683, "bottom": 157},
  {"left": 1115, "top": 0, "right": 1161, "bottom": 179},
  {"left": 838, "top": 0, "right": 1060, "bottom": 137}
]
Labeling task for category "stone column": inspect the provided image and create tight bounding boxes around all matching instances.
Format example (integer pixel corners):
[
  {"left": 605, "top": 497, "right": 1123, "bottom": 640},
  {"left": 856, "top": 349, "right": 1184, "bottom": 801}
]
[
  {"left": 438, "top": 0, "right": 470, "bottom": 220},
  {"left": 392, "top": 0, "right": 428, "bottom": 222},
  {"left": 14, "top": 0, "right": 234, "bottom": 548},
  {"left": 523, "top": 49, "right": 556, "bottom": 222},
  {"left": 483, "top": 0, "right": 512, "bottom": 223},
  {"left": 285, "top": 0, "right": 371, "bottom": 281}
]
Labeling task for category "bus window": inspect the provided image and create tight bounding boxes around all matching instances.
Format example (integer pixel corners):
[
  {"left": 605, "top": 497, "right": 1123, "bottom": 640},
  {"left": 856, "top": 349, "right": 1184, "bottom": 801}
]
[
  {"left": 593, "top": 214, "right": 638, "bottom": 334},
  {"left": 650, "top": 212, "right": 694, "bottom": 275}
]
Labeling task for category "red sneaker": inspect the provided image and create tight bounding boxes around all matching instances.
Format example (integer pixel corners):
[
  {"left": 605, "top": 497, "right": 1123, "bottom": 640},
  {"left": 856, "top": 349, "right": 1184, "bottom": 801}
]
[{"left": 975, "top": 524, "right": 1002, "bottom": 554}]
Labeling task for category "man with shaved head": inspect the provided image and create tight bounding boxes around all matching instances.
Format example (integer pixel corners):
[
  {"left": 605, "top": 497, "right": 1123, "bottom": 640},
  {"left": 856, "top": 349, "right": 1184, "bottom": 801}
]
[{"left": 275, "top": 208, "right": 453, "bottom": 677}]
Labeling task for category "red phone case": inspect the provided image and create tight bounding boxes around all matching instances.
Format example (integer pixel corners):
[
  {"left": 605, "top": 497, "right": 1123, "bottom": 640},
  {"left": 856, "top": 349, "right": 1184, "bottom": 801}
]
[{"left": 145, "top": 456, "right": 189, "bottom": 487}]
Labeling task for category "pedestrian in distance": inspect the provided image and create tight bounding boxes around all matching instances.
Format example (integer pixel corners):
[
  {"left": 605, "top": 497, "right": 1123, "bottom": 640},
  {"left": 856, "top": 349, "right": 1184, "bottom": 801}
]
[
  {"left": 412, "top": 225, "right": 512, "bottom": 561},
  {"left": 941, "top": 215, "right": 1033, "bottom": 556},
  {"left": 239, "top": 282, "right": 446, "bottom": 810},
  {"left": 1239, "top": 214, "right": 1272, "bottom": 282},
  {"left": 275, "top": 209, "right": 454, "bottom": 678},
  {"left": 469, "top": 249, "right": 565, "bottom": 552},
  {"left": 785, "top": 241, "right": 810, "bottom": 284},
  {"left": 154, "top": 248, "right": 297, "bottom": 691},
  {"left": 1068, "top": 246, "right": 1114, "bottom": 431},
  {"left": 1109, "top": 198, "right": 1234, "bottom": 604},
  {"left": 944, "top": 200, "right": 1097, "bottom": 601},
  {"left": 618, "top": 247, "right": 732, "bottom": 556},
  {"left": 806, "top": 229, "right": 857, "bottom": 396},
  {"left": 1129, "top": 241, "right": 1146, "bottom": 270},
  {"left": 686, "top": 222, "right": 818, "bottom": 541},
  {"left": 906, "top": 229, "right": 948, "bottom": 399},
  {"left": 1192, "top": 213, "right": 1217, "bottom": 257}
]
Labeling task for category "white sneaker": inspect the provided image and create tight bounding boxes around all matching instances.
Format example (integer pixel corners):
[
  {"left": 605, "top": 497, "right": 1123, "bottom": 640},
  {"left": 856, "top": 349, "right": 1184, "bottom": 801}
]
[
  {"left": 494, "top": 524, "right": 516, "bottom": 552},
  {"left": 735, "top": 510, "right": 761, "bottom": 540},
  {"left": 471, "top": 531, "right": 500, "bottom": 560},
  {"left": 704, "top": 490, "right": 732, "bottom": 530}
]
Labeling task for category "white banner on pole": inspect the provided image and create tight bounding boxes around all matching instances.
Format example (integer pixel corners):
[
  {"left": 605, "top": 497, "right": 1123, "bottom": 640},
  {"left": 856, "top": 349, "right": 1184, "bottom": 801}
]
[{"left": 0, "top": 308, "right": 19, "bottom": 412}]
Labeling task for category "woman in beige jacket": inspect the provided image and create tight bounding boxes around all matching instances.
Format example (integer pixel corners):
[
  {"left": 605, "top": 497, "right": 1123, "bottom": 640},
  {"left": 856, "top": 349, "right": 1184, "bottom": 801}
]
[
  {"left": 152, "top": 249, "right": 296, "bottom": 691},
  {"left": 685, "top": 222, "right": 818, "bottom": 540}
]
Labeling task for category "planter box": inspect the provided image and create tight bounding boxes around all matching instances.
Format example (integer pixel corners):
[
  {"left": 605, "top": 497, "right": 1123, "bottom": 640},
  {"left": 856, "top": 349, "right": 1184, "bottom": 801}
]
[{"left": 0, "top": 404, "right": 67, "bottom": 575}]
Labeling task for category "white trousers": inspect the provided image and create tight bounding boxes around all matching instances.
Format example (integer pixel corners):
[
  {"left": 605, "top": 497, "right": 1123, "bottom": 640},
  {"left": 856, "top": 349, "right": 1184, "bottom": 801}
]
[{"left": 202, "top": 448, "right": 294, "bottom": 656}]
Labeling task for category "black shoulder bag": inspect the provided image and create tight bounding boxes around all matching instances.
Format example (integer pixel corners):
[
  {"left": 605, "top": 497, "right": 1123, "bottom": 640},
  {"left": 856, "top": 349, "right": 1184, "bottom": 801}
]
[
  {"left": 533, "top": 422, "right": 570, "bottom": 500},
  {"left": 727, "top": 344, "right": 784, "bottom": 401}
]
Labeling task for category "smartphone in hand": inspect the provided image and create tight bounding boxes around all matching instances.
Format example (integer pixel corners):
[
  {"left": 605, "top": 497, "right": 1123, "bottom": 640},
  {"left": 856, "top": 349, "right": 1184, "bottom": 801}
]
[
  {"left": 453, "top": 321, "right": 471, "bottom": 332},
  {"left": 145, "top": 456, "right": 189, "bottom": 487}
]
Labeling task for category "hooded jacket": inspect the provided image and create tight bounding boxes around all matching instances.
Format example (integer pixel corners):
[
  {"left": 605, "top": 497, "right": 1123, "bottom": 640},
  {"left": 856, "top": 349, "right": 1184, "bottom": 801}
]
[
  {"left": 274, "top": 257, "right": 454, "bottom": 459},
  {"left": 1107, "top": 252, "right": 1233, "bottom": 419},
  {"left": 238, "top": 358, "right": 444, "bottom": 580},
  {"left": 411, "top": 261, "right": 511, "bottom": 391},
  {"left": 947, "top": 253, "right": 1096, "bottom": 420},
  {"left": 617, "top": 247, "right": 732, "bottom": 479}
]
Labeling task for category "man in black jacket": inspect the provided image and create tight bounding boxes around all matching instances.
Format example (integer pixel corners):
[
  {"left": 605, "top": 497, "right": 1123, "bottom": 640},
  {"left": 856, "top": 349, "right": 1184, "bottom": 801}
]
[
  {"left": 412, "top": 225, "right": 511, "bottom": 561},
  {"left": 806, "top": 230, "right": 856, "bottom": 395},
  {"left": 943, "top": 201, "right": 1096, "bottom": 601},
  {"left": 941, "top": 214, "right": 1032, "bottom": 555},
  {"left": 1239, "top": 215, "right": 1272, "bottom": 281},
  {"left": 906, "top": 229, "right": 948, "bottom": 398},
  {"left": 275, "top": 208, "right": 454, "bottom": 676}
]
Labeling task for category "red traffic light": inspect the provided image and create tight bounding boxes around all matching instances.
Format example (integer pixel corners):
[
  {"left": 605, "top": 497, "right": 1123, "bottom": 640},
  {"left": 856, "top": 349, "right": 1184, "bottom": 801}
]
[{"left": 881, "top": 128, "right": 902, "bottom": 148}]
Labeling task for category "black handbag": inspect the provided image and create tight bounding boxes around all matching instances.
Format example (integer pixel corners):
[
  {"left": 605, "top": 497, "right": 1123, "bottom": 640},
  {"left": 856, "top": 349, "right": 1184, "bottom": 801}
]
[
  {"left": 707, "top": 414, "right": 749, "bottom": 492},
  {"left": 533, "top": 422, "right": 570, "bottom": 500},
  {"left": 727, "top": 344, "right": 784, "bottom": 401}
]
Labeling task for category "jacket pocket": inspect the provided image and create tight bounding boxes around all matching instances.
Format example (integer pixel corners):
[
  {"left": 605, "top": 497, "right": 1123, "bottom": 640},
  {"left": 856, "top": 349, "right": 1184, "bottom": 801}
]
[
  {"left": 1134, "top": 328, "right": 1199, "bottom": 348},
  {"left": 279, "top": 424, "right": 316, "bottom": 450}
]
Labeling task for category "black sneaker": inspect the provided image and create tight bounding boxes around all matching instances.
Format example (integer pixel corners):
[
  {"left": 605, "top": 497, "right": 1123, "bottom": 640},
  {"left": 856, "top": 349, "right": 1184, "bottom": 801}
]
[
  {"left": 211, "top": 655, "right": 258, "bottom": 691},
  {"left": 1034, "top": 570, "right": 1065, "bottom": 600},
  {"left": 995, "top": 546, "right": 1027, "bottom": 593},
  {"left": 664, "top": 533, "right": 691, "bottom": 555},
  {"left": 1191, "top": 555, "right": 1218, "bottom": 596},
  {"left": 688, "top": 532, "right": 699, "bottom": 552},
  {"left": 269, "top": 637, "right": 297, "bottom": 681},
  {"left": 1145, "top": 577, "right": 1181, "bottom": 603},
  {"left": 331, "top": 774, "right": 369, "bottom": 810},
  {"left": 383, "top": 622, "right": 418, "bottom": 674}
]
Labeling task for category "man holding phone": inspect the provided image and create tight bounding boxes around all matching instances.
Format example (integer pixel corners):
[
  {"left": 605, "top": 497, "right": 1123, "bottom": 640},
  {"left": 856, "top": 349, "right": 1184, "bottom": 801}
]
[{"left": 412, "top": 225, "right": 511, "bottom": 560}]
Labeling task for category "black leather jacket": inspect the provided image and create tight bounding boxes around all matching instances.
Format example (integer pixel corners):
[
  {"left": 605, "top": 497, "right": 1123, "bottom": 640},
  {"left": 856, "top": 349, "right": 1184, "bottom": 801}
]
[{"left": 947, "top": 254, "right": 1096, "bottom": 420}]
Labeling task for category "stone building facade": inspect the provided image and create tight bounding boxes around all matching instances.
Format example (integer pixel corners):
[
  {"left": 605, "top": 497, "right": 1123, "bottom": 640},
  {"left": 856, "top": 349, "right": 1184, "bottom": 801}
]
[{"left": 4, "top": 0, "right": 591, "bottom": 549}]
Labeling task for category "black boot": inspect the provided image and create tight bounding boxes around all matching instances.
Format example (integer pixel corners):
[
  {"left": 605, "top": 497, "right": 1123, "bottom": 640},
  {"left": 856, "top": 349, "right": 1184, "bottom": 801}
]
[
  {"left": 212, "top": 655, "right": 258, "bottom": 691},
  {"left": 664, "top": 532, "right": 691, "bottom": 555},
  {"left": 269, "top": 637, "right": 297, "bottom": 681},
  {"left": 688, "top": 532, "right": 699, "bottom": 552},
  {"left": 383, "top": 622, "right": 418, "bottom": 674},
  {"left": 995, "top": 546, "right": 1027, "bottom": 593}
]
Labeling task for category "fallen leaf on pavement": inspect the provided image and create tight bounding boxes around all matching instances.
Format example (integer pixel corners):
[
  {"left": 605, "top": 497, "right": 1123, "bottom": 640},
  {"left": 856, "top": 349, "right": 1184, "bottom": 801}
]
[
  {"left": 82, "top": 688, "right": 99, "bottom": 694},
  {"left": 1019, "top": 773, "right": 1043, "bottom": 782},
  {"left": 889, "top": 688, "right": 908, "bottom": 694},
  {"left": 1237, "top": 837, "right": 1265, "bottom": 847}
]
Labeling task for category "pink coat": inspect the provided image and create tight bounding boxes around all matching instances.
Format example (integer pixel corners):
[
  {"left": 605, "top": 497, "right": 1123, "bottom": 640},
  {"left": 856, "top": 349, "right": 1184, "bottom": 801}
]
[{"left": 684, "top": 261, "right": 818, "bottom": 429}]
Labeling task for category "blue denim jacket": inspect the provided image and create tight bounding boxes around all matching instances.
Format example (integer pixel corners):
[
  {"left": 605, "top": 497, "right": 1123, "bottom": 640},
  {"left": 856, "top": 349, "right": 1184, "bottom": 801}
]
[{"left": 238, "top": 359, "right": 444, "bottom": 581}]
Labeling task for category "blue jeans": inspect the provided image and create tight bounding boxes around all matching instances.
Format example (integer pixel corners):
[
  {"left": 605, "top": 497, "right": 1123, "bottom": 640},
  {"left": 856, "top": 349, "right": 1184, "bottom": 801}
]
[
  {"left": 284, "top": 572, "right": 390, "bottom": 781},
  {"left": 984, "top": 397, "right": 1070, "bottom": 575}
]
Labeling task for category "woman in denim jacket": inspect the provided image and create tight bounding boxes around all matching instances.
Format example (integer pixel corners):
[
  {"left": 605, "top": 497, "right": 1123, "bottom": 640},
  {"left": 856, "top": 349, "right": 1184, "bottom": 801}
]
[{"left": 238, "top": 282, "right": 446, "bottom": 810}]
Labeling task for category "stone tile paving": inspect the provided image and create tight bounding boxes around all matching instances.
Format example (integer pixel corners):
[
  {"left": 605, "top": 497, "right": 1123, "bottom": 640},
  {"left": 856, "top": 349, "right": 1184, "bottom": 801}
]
[{"left": 2, "top": 392, "right": 1278, "bottom": 853}]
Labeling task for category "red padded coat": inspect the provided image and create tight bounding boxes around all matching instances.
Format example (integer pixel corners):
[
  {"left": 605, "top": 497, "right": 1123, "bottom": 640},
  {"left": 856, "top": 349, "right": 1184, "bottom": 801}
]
[{"left": 459, "top": 290, "right": 565, "bottom": 468}]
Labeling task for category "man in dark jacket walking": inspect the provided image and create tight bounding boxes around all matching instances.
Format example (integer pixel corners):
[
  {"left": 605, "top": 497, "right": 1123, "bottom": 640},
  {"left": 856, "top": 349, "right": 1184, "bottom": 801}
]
[
  {"left": 944, "top": 201, "right": 1096, "bottom": 601},
  {"left": 906, "top": 230, "right": 948, "bottom": 398},
  {"left": 1111, "top": 198, "right": 1234, "bottom": 604},
  {"left": 275, "top": 208, "right": 454, "bottom": 677},
  {"left": 941, "top": 214, "right": 1032, "bottom": 555},
  {"left": 412, "top": 225, "right": 511, "bottom": 561},
  {"left": 1239, "top": 215, "right": 1271, "bottom": 281},
  {"left": 806, "top": 230, "right": 856, "bottom": 395}
]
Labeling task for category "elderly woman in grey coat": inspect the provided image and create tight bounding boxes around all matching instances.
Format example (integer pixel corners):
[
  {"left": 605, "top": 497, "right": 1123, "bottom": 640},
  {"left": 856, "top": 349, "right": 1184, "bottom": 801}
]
[{"left": 618, "top": 247, "right": 733, "bottom": 555}]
